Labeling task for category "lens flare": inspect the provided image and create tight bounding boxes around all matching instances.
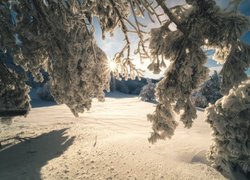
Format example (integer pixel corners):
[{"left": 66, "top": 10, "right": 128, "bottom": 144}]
[{"left": 109, "top": 60, "right": 117, "bottom": 72}]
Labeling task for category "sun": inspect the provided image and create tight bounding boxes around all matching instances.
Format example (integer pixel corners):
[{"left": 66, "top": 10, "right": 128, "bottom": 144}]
[{"left": 108, "top": 60, "right": 117, "bottom": 72}]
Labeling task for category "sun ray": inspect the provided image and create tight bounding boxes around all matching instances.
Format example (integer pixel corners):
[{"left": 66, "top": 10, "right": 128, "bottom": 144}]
[{"left": 108, "top": 60, "right": 117, "bottom": 72}]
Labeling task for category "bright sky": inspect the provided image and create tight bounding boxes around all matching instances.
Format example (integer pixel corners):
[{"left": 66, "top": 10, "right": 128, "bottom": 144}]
[{"left": 94, "top": 0, "right": 250, "bottom": 79}]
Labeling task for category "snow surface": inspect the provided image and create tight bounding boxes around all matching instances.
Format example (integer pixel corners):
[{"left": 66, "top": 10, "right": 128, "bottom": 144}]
[{"left": 0, "top": 92, "right": 224, "bottom": 180}]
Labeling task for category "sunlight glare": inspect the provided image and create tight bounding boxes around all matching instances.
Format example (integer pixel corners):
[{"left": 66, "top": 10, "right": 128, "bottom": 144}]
[{"left": 109, "top": 60, "right": 117, "bottom": 72}]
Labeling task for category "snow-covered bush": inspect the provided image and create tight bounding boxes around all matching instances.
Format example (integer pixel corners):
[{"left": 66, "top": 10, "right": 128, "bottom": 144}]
[
  {"left": 139, "top": 79, "right": 156, "bottom": 102},
  {"left": 206, "top": 79, "right": 250, "bottom": 179},
  {"left": 201, "top": 71, "right": 222, "bottom": 104},
  {"left": 37, "top": 83, "right": 54, "bottom": 102},
  {"left": 191, "top": 92, "right": 208, "bottom": 108},
  {"left": 191, "top": 71, "right": 222, "bottom": 108}
]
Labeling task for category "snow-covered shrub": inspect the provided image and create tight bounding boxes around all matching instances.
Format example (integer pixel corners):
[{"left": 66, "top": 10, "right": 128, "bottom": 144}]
[
  {"left": 139, "top": 79, "right": 156, "bottom": 102},
  {"left": 201, "top": 71, "right": 222, "bottom": 104},
  {"left": 37, "top": 83, "right": 54, "bottom": 102},
  {"left": 206, "top": 79, "right": 250, "bottom": 179},
  {"left": 191, "top": 92, "right": 208, "bottom": 108},
  {"left": 191, "top": 71, "right": 222, "bottom": 108}
]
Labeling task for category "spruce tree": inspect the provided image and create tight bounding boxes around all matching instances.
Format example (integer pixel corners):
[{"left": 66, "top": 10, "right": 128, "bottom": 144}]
[
  {"left": 191, "top": 71, "right": 222, "bottom": 108},
  {"left": 139, "top": 79, "right": 156, "bottom": 102}
]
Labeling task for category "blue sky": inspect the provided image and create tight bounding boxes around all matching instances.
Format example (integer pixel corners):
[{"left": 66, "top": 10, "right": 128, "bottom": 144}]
[{"left": 94, "top": 0, "right": 250, "bottom": 78}]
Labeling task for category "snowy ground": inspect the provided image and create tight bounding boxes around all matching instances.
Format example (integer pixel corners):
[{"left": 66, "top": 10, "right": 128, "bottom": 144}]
[{"left": 0, "top": 92, "right": 225, "bottom": 180}]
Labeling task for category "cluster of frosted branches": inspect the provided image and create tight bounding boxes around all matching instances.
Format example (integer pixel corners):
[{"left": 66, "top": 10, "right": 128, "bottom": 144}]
[
  {"left": 107, "top": 0, "right": 164, "bottom": 80},
  {"left": 139, "top": 79, "right": 156, "bottom": 102},
  {"left": 147, "top": 0, "right": 250, "bottom": 142},
  {"left": 220, "top": 42, "right": 250, "bottom": 94},
  {"left": 147, "top": 1, "right": 250, "bottom": 178},
  {"left": 0, "top": 50, "right": 30, "bottom": 120},
  {"left": 0, "top": 0, "right": 151, "bottom": 116},
  {"left": 148, "top": 0, "right": 209, "bottom": 142},
  {"left": 0, "top": 0, "right": 166, "bottom": 116},
  {"left": 0, "top": 0, "right": 112, "bottom": 116},
  {"left": 206, "top": 79, "right": 250, "bottom": 179}
]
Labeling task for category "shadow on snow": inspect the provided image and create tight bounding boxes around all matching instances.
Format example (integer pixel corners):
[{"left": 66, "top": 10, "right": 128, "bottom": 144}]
[{"left": 0, "top": 128, "right": 75, "bottom": 180}]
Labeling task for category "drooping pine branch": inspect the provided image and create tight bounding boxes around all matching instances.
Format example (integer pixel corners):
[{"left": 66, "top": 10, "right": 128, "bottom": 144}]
[
  {"left": 155, "top": 0, "right": 186, "bottom": 34},
  {"left": 147, "top": 0, "right": 213, "bottom": 142},
  {"left": 220, "top": 43, "right": 250, "bottom": 94}
]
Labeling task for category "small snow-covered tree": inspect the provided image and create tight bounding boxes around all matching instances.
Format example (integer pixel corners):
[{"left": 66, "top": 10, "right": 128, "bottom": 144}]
[
  {"left": 37, "top": 82, "right": 54, "bottom": 102},
  {"left": 191, "top": 71, "right": 222, "bottom": 108},
  {"left": 200, "top": 71, "right": 222, "bottom": 104},
  {"left": 139, "top": 79, "right": 156, "bottom": 102},
  {"left": 191, "top": 91, "right": 208, "bottom": 108}
]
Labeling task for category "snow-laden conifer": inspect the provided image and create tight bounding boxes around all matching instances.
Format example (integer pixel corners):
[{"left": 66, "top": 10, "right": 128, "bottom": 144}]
[
  {"left": 206, "top": 79, "right": 250, "bottom": 179},
  {"left": 191, "top": 71, "right": 222, "bottom": 108},
  {"left": 139, "top": 79, "right": 156, "bottom": 102},
  {"left": 147, "top": 0, "right": 250, "bottom": 142},
  {"left": 37, "top": 82, "right": 54, "bottom": 102}
]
